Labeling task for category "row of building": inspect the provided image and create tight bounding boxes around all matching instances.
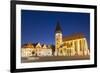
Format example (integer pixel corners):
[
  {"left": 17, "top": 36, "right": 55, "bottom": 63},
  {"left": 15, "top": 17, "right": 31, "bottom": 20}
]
[
  {"left": 21, "top": 22, "right": 90, "bottom": 58},
  {"left": 21, "top": 43, "right": 54, "bottom": 57}
]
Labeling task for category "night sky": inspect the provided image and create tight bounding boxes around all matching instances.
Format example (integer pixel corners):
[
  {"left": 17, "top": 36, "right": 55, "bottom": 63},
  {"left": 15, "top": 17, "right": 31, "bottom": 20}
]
[{"left": 21, "top": 10, "right": 90, "bottom": 46}]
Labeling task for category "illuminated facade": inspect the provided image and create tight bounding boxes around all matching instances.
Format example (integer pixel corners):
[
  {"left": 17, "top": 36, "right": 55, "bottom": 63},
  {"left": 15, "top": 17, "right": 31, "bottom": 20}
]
[
  {"left": 21, "top": 43, "right": 53, "bottom": 57},
  {"left": 21, "top": 22, "right": 90, "bottom": 58},
  {"left": 54, "top": 22, "right": 90, "bottom": 56}
]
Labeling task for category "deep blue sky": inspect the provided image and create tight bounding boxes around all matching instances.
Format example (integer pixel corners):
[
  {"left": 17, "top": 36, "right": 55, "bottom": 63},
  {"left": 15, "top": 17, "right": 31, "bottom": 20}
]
[{"left": 21, "top": 10, "right": 90, "bottom": 46}]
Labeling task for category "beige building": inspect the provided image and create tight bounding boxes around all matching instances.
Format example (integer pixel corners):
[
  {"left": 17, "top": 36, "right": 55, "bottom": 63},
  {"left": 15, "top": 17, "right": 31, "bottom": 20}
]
[
  {"left": 21, "top": 43, "right": 53, "bottom": 58},
  {"left": 54, "top": 22, "right": 90, "bottom": 56}
]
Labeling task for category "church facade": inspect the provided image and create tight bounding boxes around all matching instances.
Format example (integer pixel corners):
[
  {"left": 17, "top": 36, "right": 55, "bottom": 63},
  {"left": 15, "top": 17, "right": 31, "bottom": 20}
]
[
  {"left": 21, "top": 22, "right": 90, "bottom": 58},
  {"left": 54, "top": 22, "right": 90, "bottom": 56}
]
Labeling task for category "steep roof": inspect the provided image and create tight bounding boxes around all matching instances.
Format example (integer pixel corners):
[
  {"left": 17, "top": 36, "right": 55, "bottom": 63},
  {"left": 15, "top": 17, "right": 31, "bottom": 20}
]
[
  {"left": 63, "top": 33, "right": 85, "bottom": 41},
  {"left": 21, "top": 43, "right": 55, "bottom": 49},
  {"left": 55, "top": 21, "right": 62, "bottom": 33}
]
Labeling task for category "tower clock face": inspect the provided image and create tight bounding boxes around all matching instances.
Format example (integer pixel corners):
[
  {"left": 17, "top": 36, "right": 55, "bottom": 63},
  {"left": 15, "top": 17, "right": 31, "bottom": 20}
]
[
  {"left": 56, "top": 33, "right": 62, "bottom": 43},
  {"left": 56, "top": 33, "right": 62, "bottom": 39},
  {"left": 56, "top": 35, "right": 60, "bottom": 41},
  {"left": 56, "top": 33, "right": 62, "bottom": 37}
]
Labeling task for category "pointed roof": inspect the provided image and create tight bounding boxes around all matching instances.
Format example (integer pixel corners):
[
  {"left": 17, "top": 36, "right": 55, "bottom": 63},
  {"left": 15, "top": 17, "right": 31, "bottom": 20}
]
[{"left": 55, "top": 21, "right": 62, "bottom": 33}]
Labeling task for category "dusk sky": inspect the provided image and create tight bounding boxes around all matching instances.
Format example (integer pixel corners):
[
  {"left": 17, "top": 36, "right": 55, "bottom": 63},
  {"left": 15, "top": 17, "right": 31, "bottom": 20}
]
[{"left": 21, "top": 10, "right": 90, "bottom": 46}]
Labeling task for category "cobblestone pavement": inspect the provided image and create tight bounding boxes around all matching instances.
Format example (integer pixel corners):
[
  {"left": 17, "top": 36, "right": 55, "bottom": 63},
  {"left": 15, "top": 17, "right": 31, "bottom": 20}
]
[{"left": 21, "top": 55, "right": 90, "bottom": 63}]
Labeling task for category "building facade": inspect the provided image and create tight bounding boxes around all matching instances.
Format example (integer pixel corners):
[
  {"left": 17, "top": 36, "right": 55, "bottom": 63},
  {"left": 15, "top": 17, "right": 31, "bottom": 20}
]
[
  {"left": 21, "top": 22, "right": 90, "bottom": 58},
  {"left": 21, "top": 43, "right": 53, "bottom": 57},
  {"left": 54, "top": 22, "right": 90, "bottom": 56}
]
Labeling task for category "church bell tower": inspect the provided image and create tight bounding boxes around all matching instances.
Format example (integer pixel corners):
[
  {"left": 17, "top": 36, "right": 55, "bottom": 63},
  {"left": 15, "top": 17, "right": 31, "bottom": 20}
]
[{"left": 55, "top": 21, "right": 62, "bottom": 56}]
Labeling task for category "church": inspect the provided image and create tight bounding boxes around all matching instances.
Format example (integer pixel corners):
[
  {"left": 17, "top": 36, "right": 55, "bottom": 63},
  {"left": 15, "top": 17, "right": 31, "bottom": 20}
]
[
  {"left": 21, "top": 22, "right": 90, "bottom": 58},
  {"left": 54, "top": 22, "right": 90, "bottom": 56}
]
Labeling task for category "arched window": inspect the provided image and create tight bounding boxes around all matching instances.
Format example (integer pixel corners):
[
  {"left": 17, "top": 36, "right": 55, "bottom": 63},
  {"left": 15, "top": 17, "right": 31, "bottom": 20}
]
[
  {"left": 67, "top": 42, "right": 72, "bottom": 48},
  {"left": 80, "top": 40, "right": 82, "bottom": 51},
  {"left": 74, "top": 41, "right": 77, "bottom": 55}
]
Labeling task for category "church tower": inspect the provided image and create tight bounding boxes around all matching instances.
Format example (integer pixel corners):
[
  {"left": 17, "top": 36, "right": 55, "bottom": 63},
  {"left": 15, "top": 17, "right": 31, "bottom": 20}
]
[{"left": 55, "top": 22, "right": 62, "bottom": 56}]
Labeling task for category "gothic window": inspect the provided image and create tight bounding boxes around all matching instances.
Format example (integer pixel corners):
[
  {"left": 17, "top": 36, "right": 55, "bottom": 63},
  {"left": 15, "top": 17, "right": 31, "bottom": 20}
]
[
  {"left": 66, "top": 42, "right": 72, "bottom": 48},
  {"left": 74, "top": 41, "right": 77, "bottom": 52},
  {"left": 67, "top": 49, "right": 70, "bottom": 56},
  {"left": 60, "top": 50, "right": 63, "bottom": 54},
  {"left": 82, "top": 40, "right": 86, "bottom": 55},
  {"left": 82, "top": 40, "right": 85, "bottom": 52},
  {"left": 70, "top": 49, "right": 71, "bottom": 54},
  {"left": 64, "top": 48, "right": 66, "bottom": 52},
  {"left": 80, "top": 40, "right": 84, "bottom": 51},
  {"left": 80, "top": 40, "right": 82, "bottom": 51}
]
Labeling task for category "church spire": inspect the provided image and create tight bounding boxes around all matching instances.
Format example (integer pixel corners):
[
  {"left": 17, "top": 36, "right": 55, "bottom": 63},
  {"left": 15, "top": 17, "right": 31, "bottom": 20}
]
[{"left": 55, "top": 21, "right": 62, "bottom": 33}]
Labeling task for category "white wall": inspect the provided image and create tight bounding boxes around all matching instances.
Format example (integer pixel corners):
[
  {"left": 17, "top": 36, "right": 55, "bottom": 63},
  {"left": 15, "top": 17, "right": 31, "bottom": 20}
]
[{"left": 0, "top": 0, "right": 99, "bottom": 73}]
